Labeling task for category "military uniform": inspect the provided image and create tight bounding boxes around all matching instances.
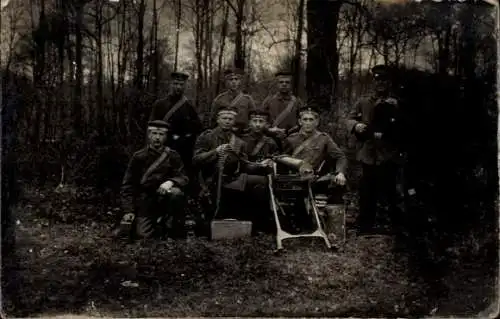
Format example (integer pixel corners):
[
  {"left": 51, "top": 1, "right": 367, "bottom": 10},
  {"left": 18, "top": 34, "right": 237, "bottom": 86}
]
[
  {"left": 240, "top": 109, "right": 280, "bottom": 233},
  {"left": 209, "top": 68, "right": 256, "bottom": 134},
  {"left": 149, "top": 72, "right": 202, "bottom": 169},
  {"left": 283, "top": 131, "right": 348, "bottom": 175},
  {"left": 345, "top": 65, "right": 402, "bottom": 235},
  {"left": 262, "top": 93, "right": 303, "bottom": 135},
  {"left": 210, "top": 91, "right": 256, "bottom": 133},
  {"left": 121, "top": 123, "right": 189, "bottom": 239},
  {"left": 242, "top": 132, "right": 279, "bottom": 163}
]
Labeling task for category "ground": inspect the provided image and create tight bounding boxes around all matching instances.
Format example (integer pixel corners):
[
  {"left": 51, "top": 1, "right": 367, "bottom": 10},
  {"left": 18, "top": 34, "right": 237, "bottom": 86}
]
[{"left": 2, "top": 185, "right": 497, "bottom": 317}]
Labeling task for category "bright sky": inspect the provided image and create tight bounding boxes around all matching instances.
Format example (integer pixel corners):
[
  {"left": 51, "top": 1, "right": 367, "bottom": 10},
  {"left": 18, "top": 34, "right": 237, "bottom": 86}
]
[{"left": 1, "top": 0, "right": 10, "bottom": 9}]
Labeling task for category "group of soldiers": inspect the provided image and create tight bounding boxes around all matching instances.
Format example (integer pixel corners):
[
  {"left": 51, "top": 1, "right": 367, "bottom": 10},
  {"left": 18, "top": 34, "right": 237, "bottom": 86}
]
[{"left": 118, "top": 65, "right": 402, "bottom": 240}]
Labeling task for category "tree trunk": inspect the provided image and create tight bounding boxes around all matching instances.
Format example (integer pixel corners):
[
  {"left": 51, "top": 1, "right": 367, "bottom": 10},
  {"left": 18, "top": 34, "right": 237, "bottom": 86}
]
[
  {"left": 96, "top": 0, "right": 105, "bottom": 137},
  {"left": 233, "top": 0, "right": 246, "bottom": 70},
  {"left": 292, "top": 0, "right": 305, "bottom": 96},
  {"left": 73, "top": 0, "right": 84, "bottom": 137},
  {"left": 135, "top": 0, "right": 145, "bottom": 90},
  {"left": 152, "top": 0, "right": 160, "bottom": 94},
  {"left": 306, "top": 0, "right": 342, "bottom": 109},
  {"left": 174, "top": 0, "right": 181, "bottom": 71},
  {"left": 216, "top": 3, "right": 229, "bottom": 95}
]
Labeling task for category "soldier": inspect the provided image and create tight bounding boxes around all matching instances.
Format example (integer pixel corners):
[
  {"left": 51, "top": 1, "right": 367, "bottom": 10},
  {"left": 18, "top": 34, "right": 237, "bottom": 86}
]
[
  {"left": 242, "top": 109, "right": 280, "bottom": 163},
  {"left": 209, "top": 68, "right": 257, "bottom": 134},
  {"left": 241, "top": 109, "right": 280, "bottom": 233},
  {"left": 149, "top": 72, "right": 203, "bottom": 172},
  {"left": 121, "top": 120, "right": 189, "bottom": 239},
  {"left": 345, "top": 64, "right": 401, "bottom": 236},
  {"left": 281, "top": 104, "right": 348, "bottom": 181},
  {"left": 276, "top": 104, "right": 348, "bottom": 233},
  {"left": 193, "top": 106, "right": 271, "bottom": 229},
  {"left": 262, "top": 71, "right": 304, "bottom": 143}
]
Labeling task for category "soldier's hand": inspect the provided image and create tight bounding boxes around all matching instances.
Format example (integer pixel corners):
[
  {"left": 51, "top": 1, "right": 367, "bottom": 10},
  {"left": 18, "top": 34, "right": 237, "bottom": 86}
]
[
  {"left": 333, "top": 173, "right": 346, "bottom": 186},
  {"left": 268, "top": 127, "right": 285, "bottom": 134},
  {"left": 374, "top": 132, "right": 383, "bottom": 140},
  {"left": 216, "top": 144, "right": 230, "bottom": 154},
  {"left": 158, "top": 180, "right": 174, "bottom": 195},
  {"left": 354, "top": 123, "right": 367, "bottom": 133},
  {"left": 259, "top": 158, "right": 273, "bottom": 167},
  {"left": 385, "top": 97, "right": 398, "bottom": 106}
]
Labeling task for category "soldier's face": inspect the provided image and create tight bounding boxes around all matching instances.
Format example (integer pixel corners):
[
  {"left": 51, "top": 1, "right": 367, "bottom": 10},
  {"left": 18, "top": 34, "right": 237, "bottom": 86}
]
[
  {"left": 374, "top": 78, "right": 390, "bottom": 94},
  {"left": 226, "top": 75, "right": 241, "bottom": 91},
  {"left": 170, "top": 80, "right": 186, "bottom": 95},
  {"left": 299, "top": 113, "right": 319, "bottom": 132},
  {"left": 148, "top": 127, "right": 168, "bottom": 148},
  {"left": 277, "top": 76, "right": 292, "bottom": 93},
  {"left": 249, "top": 116, "right": 268, "bottom": 133},
  {"left": 217, "top": 113, "right": 236, "bottom": 130}
]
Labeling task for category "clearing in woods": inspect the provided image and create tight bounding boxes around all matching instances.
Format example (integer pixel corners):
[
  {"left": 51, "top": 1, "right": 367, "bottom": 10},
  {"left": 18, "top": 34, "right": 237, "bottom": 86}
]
[{"left": 2, "top": 186, "right": 495, "bottom": 317}]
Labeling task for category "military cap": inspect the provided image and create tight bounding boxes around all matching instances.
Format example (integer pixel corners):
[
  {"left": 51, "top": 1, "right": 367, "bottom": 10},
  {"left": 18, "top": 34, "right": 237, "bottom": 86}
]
[
  {"left": 217, "top": 105, "right": 238, "bottom": 116},
  {"left": 275, "top": 70, "right": 293, "bottom": 77},
  {"left": 224, "top": 67, "right": 244, "bottom": 77},
  {"left": 148, "top": 120, "right": 170, "bottom": 129},
  {"left": 171, "top": 72, "right": 189, "bottom": 81},
  {"left": 298, "top": 103, "right": 320, "bottom": 116},
  {"left": 371, "top": 64, "right": 391, "bottom": 80},
  {"left": 249, "top": 108, "right": 270, "bottom": 119}
]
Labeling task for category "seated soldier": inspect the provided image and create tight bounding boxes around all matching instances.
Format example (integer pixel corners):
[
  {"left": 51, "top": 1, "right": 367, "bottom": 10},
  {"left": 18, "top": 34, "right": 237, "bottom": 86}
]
[
  {"left": 275, "top": 104, "right": 348, "bottom": 232},
  {"left": 121, "top": 120, "right": 189, "bottom": 240},
  {"left": 241, "top": 109, "right": 280, "bottom": 233},
  {"left": 193, "top": 106, "right": 271, "bottom": 231},
  {"left": 193, "top": 106, "right": 249, "bottom": 222},
  {"left": 242, "top": 109, "right": 280, "bottom": 163}
]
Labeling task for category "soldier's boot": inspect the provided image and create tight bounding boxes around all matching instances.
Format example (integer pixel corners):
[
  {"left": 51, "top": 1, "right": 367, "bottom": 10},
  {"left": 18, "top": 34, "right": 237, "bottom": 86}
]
[{"left": 113, "top": 213, "right": 136, "bottom": 239}]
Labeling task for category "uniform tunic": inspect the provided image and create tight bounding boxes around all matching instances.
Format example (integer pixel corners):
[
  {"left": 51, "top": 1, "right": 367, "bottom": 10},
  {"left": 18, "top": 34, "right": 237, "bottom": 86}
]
[
  {"left": 283, "top": 130, "right": 348, "bottom": 174},
  {"left": 345, "top": 95, "right": 400, "bottom": 165},
  {"left": 262, "top": 93, "right": 304, "bottom": 132},
  {"left": 241, "top": 132, "right": 280, "bottom": 163},
  {"left": 121, "top": 146, "right": 188, "bottom": 215},
  {"left": 192, "top": 127, "right": 248, "bottom": 182},
  {"left": 149, "top": 94, "right": 203, "bottom": 166},
  {"left": 209, "top": 91, "right": 256, "bottom": 131}
]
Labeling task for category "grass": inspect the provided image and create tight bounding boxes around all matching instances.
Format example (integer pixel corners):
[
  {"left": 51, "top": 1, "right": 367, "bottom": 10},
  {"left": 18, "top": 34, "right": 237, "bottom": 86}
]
[{"left": 2, "top": 185, "right": 497, "bottom": 318}]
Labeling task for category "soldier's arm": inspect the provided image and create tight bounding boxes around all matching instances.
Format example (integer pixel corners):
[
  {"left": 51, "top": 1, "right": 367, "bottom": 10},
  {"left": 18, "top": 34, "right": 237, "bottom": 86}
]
[
  {"left": 209, "top": 96, "right": 222, "bottom": 128},
  {"left": 345, "top": 98, "right": 364, "bottom": 134},
  {"left": 325, "top": 135, "right": 348, "bottom": 175},
  {"left": 261, "top": 95, "right": 272, "bottom": 112},
  {"left": 192, "top": 132, "right": 218, "bottom": 165},
  {"left": 247, "top": 94, "right": 257, "bottom": 111},
  {"left": 167, "top": 151, "right": 189, "bottom": 188},
  {"left": 186, "top": 101, "right": 203, "bottom": 136},
  {"left": 120, "top": 154, "right": 140, "bottom": 215}
]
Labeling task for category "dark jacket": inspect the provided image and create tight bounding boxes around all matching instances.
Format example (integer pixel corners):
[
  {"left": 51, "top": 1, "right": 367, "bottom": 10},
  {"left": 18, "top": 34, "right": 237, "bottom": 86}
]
[
  {"left": 121, "top": 146, "right": 188, "bottom": 215},
  {"left": 283, "top": 130, "right": 348, "bottom": 175},
  {"left": 345, "top": 95, "right": 400, "bottom": 165}
]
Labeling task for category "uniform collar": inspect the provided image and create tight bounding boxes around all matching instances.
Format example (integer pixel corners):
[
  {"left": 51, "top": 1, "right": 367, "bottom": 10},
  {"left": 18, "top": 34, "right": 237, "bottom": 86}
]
[
  {"left": 148, "top": 145, "right": 164, "bottom": 155},
  {"left": 299, "top": 129, "right": 318, "bottom": 138}
]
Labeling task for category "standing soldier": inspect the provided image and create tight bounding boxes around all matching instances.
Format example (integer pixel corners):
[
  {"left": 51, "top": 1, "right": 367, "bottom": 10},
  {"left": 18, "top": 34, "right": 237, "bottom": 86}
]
[
  {"left": 149, "top": 72, "right": 202, "bottom": 173},
  {"left": 210, "top": 68, "right": 257, "bottom": 135},
  {"left": 345, "top": 64, "right": 401, "bottom": 236},
  {"left": 262, "top": 71, "right": 304, "bottom": 143},
  {"left": 121, "top": 120, "right": 189, "bottom": 239}
]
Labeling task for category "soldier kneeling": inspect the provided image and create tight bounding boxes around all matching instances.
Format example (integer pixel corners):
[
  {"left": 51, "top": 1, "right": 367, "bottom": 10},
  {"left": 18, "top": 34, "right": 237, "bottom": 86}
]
[{"left": 120, "top": 120, "right": 189, "bottom": 240}]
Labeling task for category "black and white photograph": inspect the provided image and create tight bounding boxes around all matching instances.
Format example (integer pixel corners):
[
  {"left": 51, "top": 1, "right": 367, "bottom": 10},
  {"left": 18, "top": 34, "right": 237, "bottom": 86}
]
[{"left": 1, "top": 0, "right": 499, "bottom": 317}]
